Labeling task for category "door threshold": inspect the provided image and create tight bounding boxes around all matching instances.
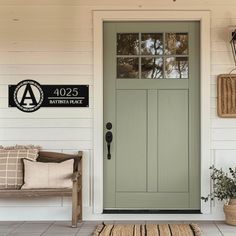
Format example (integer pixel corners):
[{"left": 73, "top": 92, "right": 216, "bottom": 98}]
[{"left": 103, "top": 209, "right": 201, "bottom": 214}]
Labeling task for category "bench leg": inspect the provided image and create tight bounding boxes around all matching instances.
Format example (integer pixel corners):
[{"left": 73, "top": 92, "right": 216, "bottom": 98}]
[
  {"left": 78, "top": 183, "right": 82, "bottom": 221},
  {"left": 72, "top": 177, "right": 83, "bottom": 228},
  {"left": 72, "top": 181, "right": 78, "bottom": 228}
]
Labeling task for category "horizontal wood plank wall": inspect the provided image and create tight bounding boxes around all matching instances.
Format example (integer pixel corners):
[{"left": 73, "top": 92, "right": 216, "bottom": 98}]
[
  {"left": 0, "top": 0, "right": 235, "bottom": 220},
  {"left": 0, "top": 4, "right": 94, "bottom": 220}
]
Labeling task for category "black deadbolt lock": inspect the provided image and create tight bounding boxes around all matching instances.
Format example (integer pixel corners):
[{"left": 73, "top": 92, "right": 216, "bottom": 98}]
[{"left": 106, "top": 122, "right": 112, "bottom": 130}]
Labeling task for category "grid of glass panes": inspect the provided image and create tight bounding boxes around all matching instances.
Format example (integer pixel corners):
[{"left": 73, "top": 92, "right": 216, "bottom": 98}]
[{"left": 117, "top": 32, "right": 189, "bottom": 79}]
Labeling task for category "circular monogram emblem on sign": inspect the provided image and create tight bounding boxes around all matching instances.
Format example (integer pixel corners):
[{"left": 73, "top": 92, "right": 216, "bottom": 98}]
[{"left": 13, "top": 80, "right": 44, "bottom": 112}]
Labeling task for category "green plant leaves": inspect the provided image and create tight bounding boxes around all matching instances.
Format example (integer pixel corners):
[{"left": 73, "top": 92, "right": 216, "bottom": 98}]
[{"left": 202, "top": 165, "right": 236, "bottom": 202}]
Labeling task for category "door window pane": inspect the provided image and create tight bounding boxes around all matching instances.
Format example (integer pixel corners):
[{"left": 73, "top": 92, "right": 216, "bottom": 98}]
[
  {"left": 165, "top": 57, "right": 188, "bottom": 79},
  {"left": 116, "top": 32, "right": 189, "bottom": 79},
  {"left": 141, "top": 33, "right": 163, "bottom": 55},
  {"left": 117, "top": 57, "right": 139, "bottom": 78},
  {"left": 165, "top": 33, "right": 188, "bottom": 55},
  {"left": 117, "top": 33, "right": 139, "bottom": 55},
  {"left": 141, "top": 57, "right": 163, "bottom": 79}
]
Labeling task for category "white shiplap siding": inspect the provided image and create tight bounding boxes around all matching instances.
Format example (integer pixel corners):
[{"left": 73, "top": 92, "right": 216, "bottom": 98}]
[
  {"left": 0, "top": 4, "right": 94, "bottom": 220},
  {"left": 0, "top": 0, "right": 235, "bottom": 220}
]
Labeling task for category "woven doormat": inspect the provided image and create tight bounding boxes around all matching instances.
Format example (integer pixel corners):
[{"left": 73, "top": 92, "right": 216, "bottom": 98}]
[{"left": 93, "top": 223, "right": 202, "bottom": 236}]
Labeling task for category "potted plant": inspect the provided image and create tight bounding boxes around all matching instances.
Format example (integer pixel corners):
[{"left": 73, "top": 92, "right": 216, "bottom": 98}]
[{"left": 201, "top": 166, "right": 236, "bottom": 226}]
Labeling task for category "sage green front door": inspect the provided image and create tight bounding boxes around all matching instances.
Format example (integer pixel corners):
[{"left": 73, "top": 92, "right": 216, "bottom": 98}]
[{"left": 103, "top": 22, "right": 200, "bottom": 209}]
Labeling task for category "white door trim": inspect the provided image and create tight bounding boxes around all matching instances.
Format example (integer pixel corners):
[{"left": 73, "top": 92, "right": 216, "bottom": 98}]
[{"left": 93, "top": 10, "right": 211, "bottom": 215}]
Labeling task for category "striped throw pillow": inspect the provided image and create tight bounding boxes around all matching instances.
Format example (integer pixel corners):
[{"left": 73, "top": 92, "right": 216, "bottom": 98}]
[{"left": 0, "top": 149, "right": 38, "bottom": 189}]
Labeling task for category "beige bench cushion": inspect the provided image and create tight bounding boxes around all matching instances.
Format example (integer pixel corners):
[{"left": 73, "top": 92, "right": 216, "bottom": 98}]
[
  {"left": 0, "top": 149, "right": 38, "bottom": 189},
  {"left": 22, "top": 159, "right": 74, "bottom": 189}
]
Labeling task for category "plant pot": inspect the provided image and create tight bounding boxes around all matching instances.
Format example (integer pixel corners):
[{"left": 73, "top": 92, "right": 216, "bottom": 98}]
[{"left": 224, "top": 198, "right": 236, "bottom": 226}]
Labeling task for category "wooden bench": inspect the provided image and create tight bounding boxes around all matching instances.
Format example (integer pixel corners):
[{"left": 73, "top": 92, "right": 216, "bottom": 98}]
[{"left": 0, "top": 151, "right": 83, "bottom": 228}]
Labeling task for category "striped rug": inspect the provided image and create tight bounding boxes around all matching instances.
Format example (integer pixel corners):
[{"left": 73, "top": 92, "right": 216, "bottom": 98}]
[{"left": 93, "top": 223, "right": 202, "bottom": 236}]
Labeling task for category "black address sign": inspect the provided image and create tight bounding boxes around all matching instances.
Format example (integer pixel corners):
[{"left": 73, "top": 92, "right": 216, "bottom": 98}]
[{"left": 9, "top": 80, "right": 89, "bottom": 113}]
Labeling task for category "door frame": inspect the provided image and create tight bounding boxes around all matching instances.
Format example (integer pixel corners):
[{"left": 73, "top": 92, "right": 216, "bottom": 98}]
[{"left": 93, "top": 10, "right": 211, "bottom": 215}]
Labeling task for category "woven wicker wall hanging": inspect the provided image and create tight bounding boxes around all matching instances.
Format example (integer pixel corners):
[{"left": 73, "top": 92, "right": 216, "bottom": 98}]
[{"left": 217, "top": 74, "right": 236, "bottom": 117}]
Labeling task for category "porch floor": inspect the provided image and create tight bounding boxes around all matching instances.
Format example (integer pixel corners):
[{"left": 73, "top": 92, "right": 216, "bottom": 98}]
[{"left": 0, "top": 221, "right": 235, "bottom": 236}]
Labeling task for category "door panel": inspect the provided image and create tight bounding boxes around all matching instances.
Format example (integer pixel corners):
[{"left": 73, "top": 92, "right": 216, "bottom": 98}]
[
  {"left": 116, "top": 193, "right": 189, "bottom": 208},
  {"left": 104, "top": 21, "right": 200, "bottom": 209},
  {"left": 158, "top": 90, "right": 188, "bottom": 192},
  {"left": 116, "top": 90, "right": 147, "bottom": 192}
]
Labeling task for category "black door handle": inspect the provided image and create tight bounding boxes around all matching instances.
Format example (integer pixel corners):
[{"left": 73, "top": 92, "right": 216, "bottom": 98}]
[{"left": 105, "top": 131, "right": 113, "bottom": 159}]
